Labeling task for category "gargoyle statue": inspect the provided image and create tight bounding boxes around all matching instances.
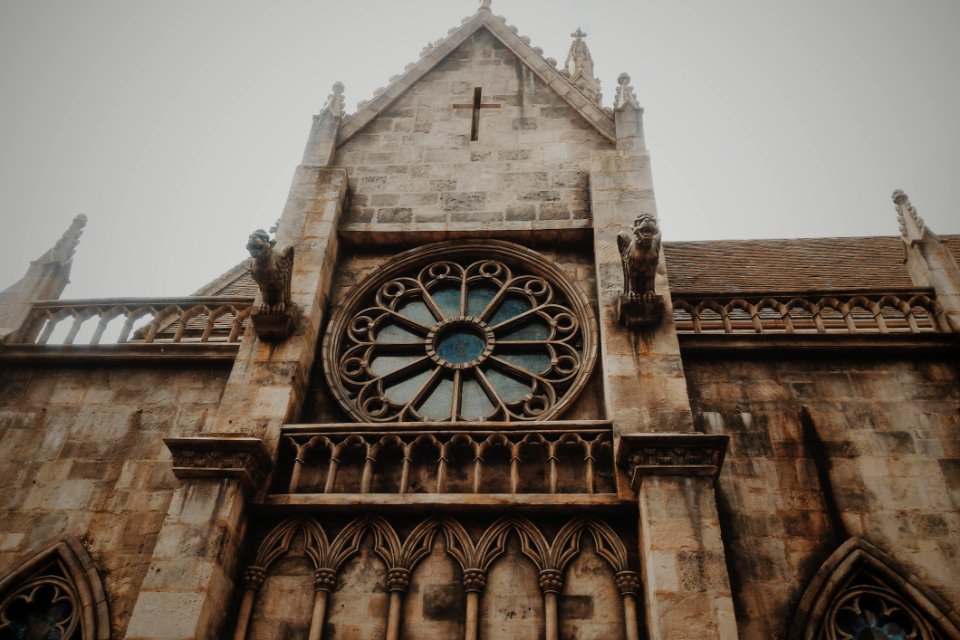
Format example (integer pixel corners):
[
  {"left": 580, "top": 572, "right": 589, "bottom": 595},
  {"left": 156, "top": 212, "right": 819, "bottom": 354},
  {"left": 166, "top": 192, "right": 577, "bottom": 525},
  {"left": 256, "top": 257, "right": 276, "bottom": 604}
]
[
  {"left": 246, "top": 229, "right": 294, "bottom": 314},
  {"left": 617, "top": 214, "right": 662, "bottom": 302}
]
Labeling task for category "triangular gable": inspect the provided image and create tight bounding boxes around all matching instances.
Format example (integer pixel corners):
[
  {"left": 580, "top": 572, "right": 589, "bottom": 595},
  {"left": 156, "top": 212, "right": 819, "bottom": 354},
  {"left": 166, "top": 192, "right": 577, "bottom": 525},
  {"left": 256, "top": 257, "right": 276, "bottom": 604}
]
[{"left": 337, "top": 9, "right": 616, "bottom": 146}]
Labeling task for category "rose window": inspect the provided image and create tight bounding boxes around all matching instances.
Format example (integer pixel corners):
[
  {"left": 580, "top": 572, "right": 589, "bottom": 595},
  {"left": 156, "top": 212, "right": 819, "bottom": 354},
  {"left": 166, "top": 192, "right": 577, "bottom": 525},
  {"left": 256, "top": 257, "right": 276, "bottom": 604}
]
[{"left": 323, "top": 241, "right": 597, "bottom": 422}]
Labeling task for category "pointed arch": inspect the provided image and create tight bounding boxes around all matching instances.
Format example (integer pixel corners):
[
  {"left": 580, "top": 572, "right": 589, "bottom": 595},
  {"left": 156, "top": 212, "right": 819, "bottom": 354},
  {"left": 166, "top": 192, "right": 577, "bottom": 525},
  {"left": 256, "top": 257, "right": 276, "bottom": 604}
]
[
  {"left": 0, "top": 536, "right": 110, "bottom": 639},
  {"left": 789, "top": 537, "right": 960, "bottom": 640}
]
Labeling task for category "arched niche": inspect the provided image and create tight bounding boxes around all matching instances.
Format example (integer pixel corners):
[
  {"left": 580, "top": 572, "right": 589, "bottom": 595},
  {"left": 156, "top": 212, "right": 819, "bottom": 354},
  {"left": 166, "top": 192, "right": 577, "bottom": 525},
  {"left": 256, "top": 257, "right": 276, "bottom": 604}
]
[
  {"left": 325, "top": 533, "right": 388, "bottom": 640},
  {"left": 400, "top": 534, "right": 464, "bottom": 639},
  {"left": 247, "top": 533, "right": 314, "bottom": 639},
  {"left": 559, "top": 535, "right": 625, "bottom": 639},
  {"left": 789, "top": 537, "right": 960, "bottom": 640},
  {"left": 479, "top": 533, "right": 546, "bottom": 639},
  {"left": 0, "top": 536, "right": 110, "bottom": 640}
]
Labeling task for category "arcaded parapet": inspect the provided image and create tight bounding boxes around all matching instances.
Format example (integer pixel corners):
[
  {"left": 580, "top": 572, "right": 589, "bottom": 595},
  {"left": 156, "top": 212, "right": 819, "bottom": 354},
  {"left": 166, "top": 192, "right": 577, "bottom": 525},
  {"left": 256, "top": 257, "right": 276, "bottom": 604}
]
[{"left": 0, "top": 364, "right": 230, "bottom": 637}]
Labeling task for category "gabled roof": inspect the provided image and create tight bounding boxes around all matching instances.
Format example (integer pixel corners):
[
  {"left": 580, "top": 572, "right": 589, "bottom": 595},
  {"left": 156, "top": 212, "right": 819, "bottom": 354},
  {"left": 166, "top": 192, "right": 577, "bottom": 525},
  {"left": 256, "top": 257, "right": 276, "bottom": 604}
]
[{"left": 337, "top": 6, "right": 616, "bottom": 146}]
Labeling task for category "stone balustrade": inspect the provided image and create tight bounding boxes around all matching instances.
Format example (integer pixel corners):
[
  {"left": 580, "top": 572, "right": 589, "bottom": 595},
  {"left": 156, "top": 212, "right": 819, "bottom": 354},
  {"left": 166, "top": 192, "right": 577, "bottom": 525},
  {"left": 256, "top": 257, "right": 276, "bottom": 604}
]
[
  {"left": 672, "top": 289, "right": 954, "bottom": 335},
  {"left": 278, "top": 423, "right": 615, "bottom": 496},
  {"left": 6, "top": 297, "right": 253, "bottom": 345}
]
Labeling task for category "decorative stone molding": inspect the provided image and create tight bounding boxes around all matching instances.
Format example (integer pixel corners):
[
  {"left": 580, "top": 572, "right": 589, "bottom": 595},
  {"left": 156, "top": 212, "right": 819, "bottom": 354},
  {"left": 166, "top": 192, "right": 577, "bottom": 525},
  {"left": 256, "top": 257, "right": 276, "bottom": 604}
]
[
  {"left": 243, "top": 566, "right": 266, "bottom": 590},
  {"left": 462, "top": 568, "right": 487, "bottom": 593},
  {"left": 615, "top": 571, "right": 641, "bottom": 596},
  {"left": 164, "top": 436, "right": 273, "bottom": 494},
  {"left": 313, "top": 568, "right": 337, "bottom": 593},
  {"left": 386, "top": 568, "right": 411, "bottom": 593},
  {"left": 617, "top": 433, "right": 729, "bottom": 486},
  {"left": 538, "top": 569, "right": 564, "bottom": 594}
]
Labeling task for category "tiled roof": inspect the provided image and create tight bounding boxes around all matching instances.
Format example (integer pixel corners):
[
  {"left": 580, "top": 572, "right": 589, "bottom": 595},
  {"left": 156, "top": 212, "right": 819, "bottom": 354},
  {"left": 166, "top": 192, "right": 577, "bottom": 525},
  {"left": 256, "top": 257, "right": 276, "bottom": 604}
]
[
  {"left": 193, "top": 235, "right": 960, "bottom": 297},
  {"left": 663, "top": 236, "right": 920, "bottom": 293}
]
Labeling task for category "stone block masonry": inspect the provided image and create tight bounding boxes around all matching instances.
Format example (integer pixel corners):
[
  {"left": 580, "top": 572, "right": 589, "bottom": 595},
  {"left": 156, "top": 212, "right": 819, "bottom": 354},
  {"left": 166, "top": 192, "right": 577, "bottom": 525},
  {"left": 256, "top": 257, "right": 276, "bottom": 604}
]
[{"left": 335, "top": 29, "right": 609, "bottom": 227}]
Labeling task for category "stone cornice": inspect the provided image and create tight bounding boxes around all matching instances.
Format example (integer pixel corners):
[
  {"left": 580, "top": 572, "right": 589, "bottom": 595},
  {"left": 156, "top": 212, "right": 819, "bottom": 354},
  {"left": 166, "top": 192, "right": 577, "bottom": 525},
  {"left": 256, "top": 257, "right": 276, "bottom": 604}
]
[
  {"left": 164, "top": 436, "right": 273, "bottom": 494},
  {"left": 617, "top": 433, "right": 729, "bottom": 487}
]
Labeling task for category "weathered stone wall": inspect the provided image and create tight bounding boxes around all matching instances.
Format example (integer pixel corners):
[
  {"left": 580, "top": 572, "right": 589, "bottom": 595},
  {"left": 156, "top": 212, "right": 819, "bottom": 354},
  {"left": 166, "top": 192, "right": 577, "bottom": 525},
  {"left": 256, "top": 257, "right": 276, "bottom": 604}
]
[
  {"left": 333, "top": 28, "right": 611, "bottom": 227},
  {"left": 0, "top": 363, "right": 230, "bottom": 638},
  {"left": 685, "top": 354, "right": 960, "bottom": 638},
  {"left": 303, "top": 243, "right": 604, "bottom": 423}
]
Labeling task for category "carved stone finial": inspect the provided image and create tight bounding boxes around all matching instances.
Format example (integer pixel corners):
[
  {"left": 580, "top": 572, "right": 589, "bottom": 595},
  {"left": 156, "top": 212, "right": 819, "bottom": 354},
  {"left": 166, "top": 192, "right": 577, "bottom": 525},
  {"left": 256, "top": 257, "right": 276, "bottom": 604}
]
[
  {"left": 617, "top": 214, "right": 664, "bottom": 329},
  {"left": 479, "top": 0, "right": 492, "bottom": 11},
  {"left": 564, "top": 27, "right": 602, "bottom": 106},
  {"left": 246, "top": 229, "right": 298, "bottom": 341},
  {"left": 43, "top": 214, "right": 88, "bottom": 265},
  {"left": 314, "top": 568, "right": 337, "bottom": 592},
  {"left": 322, "top": 82, "right": 346, "bottom": 118},
  {"left": 615, "top": 72, "right": 641, "bottom": 111},
  {"left": 892, "top": 188, "right": 925, "bottom": 244}
]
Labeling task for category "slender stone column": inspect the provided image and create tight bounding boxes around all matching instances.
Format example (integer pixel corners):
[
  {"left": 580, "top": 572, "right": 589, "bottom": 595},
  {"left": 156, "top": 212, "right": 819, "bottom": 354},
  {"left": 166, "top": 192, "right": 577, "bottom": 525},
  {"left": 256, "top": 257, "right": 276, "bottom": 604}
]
[
  {"left": 615, "top": 571, "right": 642, "bottom": 640},
  {"left": 231, "top": 567, "right": 265, "bottom": 640},
  {"left": 539, "top": 569, "right": 563, "bottom": 640},
  {"left": 306, "top": 569, "right": 337, "bottom": 640},
  {"left": 462, "top": 569, "right": 486, "bottom": 640},
  {"left": 385, "top": 568, "right": 411, "bottom": 640}
]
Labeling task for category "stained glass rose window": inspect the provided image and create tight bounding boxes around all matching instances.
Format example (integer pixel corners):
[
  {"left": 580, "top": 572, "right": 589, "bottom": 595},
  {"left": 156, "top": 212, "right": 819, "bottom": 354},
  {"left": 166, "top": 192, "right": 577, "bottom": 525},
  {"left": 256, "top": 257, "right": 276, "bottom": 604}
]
[{"left": 322, "top": 241, "right": 597, "bottom": 422}]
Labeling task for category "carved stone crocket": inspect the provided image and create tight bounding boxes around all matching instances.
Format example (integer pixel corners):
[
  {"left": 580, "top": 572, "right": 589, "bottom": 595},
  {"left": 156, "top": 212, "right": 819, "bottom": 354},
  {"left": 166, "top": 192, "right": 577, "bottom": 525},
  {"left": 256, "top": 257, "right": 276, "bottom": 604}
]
[
  {"left": 246, "top": 229, "right": 294, "bottom": 314},
  {"left": 617, "top": 214, "right": 662, "bottom": 302}
]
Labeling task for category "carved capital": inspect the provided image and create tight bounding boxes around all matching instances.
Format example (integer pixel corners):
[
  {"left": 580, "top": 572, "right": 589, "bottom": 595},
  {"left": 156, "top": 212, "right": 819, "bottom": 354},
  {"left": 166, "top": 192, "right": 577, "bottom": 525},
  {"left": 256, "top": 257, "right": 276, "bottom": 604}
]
[
  {"left": 314, "top": 568, "right": 337, "bottom": 592},
  {"left": 538, "top": 569, "right": 563, "bottom": 594},
  {"left": 387, "top": 568, "right": 411, "bottom": 592},
  {"left": 243, "top": 566, "right": 266, "bottom": 590},
  {"left": 462, "top": 568, "right": 487, "bottom": 593},
  {"left": 615, "top": 571, "right": 641, "bottom": 596},
  {"left": 163, "top": 436, "right": 273, "bottom": 494},
  {"left": 617, "top": 433, "right": 729, "bottom": 487}
]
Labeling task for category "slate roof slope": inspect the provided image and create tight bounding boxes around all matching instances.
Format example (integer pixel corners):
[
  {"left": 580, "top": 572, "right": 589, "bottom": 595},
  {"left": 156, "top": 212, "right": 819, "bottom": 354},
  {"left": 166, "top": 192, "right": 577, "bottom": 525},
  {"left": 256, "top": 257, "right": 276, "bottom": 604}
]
[
  {"left": 664, "top": 235, "right": 959, "bottom": 293},
  {"left": 191, "top": 235, "right": 960, "bottom": 298}
]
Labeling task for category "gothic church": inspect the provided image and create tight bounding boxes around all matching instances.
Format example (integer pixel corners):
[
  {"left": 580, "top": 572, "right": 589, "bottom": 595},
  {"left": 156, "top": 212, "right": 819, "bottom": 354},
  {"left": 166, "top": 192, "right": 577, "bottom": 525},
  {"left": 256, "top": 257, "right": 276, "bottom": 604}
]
[{"left": 1, "top": 2, "right": 958, "bottom": 639}]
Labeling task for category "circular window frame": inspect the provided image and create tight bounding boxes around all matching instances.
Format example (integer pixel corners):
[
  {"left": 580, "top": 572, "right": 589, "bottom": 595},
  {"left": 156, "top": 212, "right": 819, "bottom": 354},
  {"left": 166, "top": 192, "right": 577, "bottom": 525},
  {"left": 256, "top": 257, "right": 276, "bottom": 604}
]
[{"left": 321, "top": 240, "right": 598, "bottom": 423}]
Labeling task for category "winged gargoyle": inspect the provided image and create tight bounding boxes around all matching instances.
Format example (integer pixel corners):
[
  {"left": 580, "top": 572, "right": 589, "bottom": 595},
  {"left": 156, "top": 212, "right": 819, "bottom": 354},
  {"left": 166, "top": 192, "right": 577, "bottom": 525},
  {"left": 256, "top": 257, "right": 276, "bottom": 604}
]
[
  {"left": 246, "top": 229, "right": 294, "bottom": 314},
  {"left": 617, "top": 214, "right": 661, "bottom": 302}
]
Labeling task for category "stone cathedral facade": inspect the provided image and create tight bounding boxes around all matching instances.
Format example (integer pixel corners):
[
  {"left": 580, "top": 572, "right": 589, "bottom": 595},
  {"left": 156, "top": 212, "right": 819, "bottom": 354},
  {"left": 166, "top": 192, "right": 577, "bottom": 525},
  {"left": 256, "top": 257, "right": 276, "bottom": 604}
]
[{"left": 1, "top": 3, "right": 959, "bottom": 640}]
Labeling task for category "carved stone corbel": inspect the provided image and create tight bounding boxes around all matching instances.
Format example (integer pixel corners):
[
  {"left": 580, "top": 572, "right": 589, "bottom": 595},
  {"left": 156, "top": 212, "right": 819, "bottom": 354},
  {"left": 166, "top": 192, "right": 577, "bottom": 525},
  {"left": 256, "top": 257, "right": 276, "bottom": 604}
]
[
  {"left": 246, "top": 229, "right": 300, "bottom": 341},
  {"left": 163, "top": 436, "right": 273, "bottom": 494},
  {"left": 616, "top": 214, "right": 664, "bottom": 329},
  {"left": 617, "top": 433, "right": 729, "bottom": 488}
]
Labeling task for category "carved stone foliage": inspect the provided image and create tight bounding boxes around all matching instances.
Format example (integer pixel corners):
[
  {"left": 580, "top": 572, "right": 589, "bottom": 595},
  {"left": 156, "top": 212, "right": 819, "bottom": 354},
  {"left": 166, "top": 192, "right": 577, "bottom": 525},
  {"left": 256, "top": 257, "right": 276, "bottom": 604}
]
[
  {"left": 164, "top": 436, "right": 272, "bottom": 494},
  {"left": 242, "top": 514, "right": 638, "bottom": 596},
  {"left": 322, "top": 241, "right": 598, "bottom": 423},
  {"left": 617, "top": 214, "right": 664, "bottom": 329},
  {"left": 790, "top": 538, "right": 960, "bottom": 640},
  {"left": 0, "top": 537, "right": 110, "bottom": 640},
  {"left": 618, "top": 433, "right": 729, "bottom": 486}
]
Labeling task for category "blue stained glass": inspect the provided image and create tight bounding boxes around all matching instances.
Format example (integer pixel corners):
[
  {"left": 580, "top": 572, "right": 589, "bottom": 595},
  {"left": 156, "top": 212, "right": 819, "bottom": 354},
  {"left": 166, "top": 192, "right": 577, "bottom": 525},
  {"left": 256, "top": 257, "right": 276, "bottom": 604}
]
[
  {"left": 499, "top": 352, "right": 551, "bottom": 375},
  {"left": 436, "top": 329, "right": 485, "bottom": 364},
  {"left": 483, "top": 368, "right": 530, "bottom": 404},
  {"left": 490, "top": 295, "right": 531, "bottom": 326},
  {"left": 431, "top": 285, "right": 462, "bottom": 319},
  {"left": 384, "top": 368, "right": 433, "bottom": 404},
  {"left": 376, "top": 323, "right": 422, "bottom": 343},
  {"left": 397, "top": 300, "right": 436, "bottom": 325},
  {"left": 501, "top": 320, "right": 550, "bottom": 341},
  {"left": 417, "top": 375, "right": 454, "bottom": 420},
  {"left": 460, "top": 376, "right": 494, "bottom": 420},
  {"left": 466, "top": 284, "right": 499, "bottom": 318},
  {"left": 370, "top": 355, "right": 421, "bottom": 377}
]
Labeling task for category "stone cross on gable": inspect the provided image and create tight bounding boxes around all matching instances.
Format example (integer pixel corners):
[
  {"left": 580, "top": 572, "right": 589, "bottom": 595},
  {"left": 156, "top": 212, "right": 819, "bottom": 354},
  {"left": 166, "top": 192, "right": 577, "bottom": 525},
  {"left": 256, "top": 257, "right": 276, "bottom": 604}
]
[{"left": 571, "top": 28, "right": 587, "bottom": 39}]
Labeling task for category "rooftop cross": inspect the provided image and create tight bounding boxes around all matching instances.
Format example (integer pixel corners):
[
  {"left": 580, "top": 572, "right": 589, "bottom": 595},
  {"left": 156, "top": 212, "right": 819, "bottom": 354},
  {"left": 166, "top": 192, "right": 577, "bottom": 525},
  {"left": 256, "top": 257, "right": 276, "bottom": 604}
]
[{"left": 571, "top": 28, "right": 587, "bottom": 39}]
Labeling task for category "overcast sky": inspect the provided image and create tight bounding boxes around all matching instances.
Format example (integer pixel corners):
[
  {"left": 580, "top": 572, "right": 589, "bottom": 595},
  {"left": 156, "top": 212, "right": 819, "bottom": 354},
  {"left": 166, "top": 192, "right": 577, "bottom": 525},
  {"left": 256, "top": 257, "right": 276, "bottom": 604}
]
[{"left": 1, "top": 0, "right": 958, "bottom": 299}]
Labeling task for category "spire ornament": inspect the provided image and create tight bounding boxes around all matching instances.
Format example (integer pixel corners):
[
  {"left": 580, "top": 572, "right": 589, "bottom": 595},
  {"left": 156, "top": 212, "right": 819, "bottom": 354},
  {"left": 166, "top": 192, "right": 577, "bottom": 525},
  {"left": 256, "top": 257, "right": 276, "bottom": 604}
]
[
  {"left": 615, "top": 73, "right": 641, "bottom": 111},
  {"left": 479, "top": 0, "right": 492, "bottom": 11},
  {"left": 892, "top": 189, "right": 925, "bottom": 245},
  {"left": 322, "top": 82, "right": 346, "bottom": 119},
  {"left": 564, "top": 27, "right": 602, "bottom": 105},
  {"left": 41, "top": 214, "right": 87, "bottom": 266}
]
